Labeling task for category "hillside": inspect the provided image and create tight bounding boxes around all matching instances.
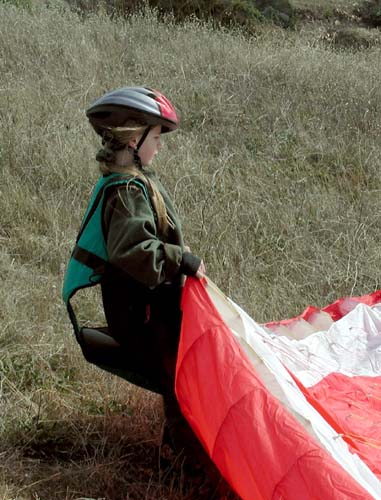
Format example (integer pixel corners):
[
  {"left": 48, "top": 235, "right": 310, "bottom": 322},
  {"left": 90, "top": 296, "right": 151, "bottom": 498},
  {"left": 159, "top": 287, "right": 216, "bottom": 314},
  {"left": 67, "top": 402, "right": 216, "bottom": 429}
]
[{"left": 1, "top": 0, "right": 381, "bottom": 498}]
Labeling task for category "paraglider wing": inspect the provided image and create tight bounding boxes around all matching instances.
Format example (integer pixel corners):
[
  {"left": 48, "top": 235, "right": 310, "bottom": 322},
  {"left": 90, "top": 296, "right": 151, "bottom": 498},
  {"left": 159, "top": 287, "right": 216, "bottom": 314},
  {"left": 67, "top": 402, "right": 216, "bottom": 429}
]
[{"left": 175, "top": 278, "right": 381, "bottom": 500}]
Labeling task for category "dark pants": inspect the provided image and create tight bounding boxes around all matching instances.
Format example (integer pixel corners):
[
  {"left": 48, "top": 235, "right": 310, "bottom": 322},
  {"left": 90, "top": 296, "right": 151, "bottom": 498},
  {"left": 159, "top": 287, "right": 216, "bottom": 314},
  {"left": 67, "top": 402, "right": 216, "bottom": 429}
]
[{"left": 101, "top": 279, "right": 236, "bottom": 497}]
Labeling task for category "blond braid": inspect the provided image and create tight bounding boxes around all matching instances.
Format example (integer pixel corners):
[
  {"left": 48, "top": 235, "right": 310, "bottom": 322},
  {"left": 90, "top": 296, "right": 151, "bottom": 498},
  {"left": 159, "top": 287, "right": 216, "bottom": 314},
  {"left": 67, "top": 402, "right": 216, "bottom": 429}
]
[{"left": 96, "top": 124, "right": 170, "bottom": 235}]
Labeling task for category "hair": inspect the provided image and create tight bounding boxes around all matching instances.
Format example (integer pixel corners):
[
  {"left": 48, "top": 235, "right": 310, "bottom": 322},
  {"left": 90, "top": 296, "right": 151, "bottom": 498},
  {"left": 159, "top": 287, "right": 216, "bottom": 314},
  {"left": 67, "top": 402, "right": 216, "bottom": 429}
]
[{"left": 96, "top": 122, "right": 172, "bottom": 235}]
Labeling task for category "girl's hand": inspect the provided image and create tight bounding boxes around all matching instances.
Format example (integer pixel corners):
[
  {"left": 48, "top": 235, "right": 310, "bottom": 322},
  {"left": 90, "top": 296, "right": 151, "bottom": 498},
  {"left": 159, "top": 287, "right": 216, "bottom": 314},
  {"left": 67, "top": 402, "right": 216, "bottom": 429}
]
[
  {"left": 196, "top": 260, "right": 206, "bottom": 279},
  {"left": 181, "top": 246, "right": 205, "bottom": 279}
]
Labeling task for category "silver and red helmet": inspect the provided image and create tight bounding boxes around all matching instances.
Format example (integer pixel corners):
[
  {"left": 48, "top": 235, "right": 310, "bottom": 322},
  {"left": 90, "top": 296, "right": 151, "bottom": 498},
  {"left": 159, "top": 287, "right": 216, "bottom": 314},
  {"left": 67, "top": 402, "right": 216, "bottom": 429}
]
[{"left": 86, "top": 86, "right": 179, "bottom": 135}]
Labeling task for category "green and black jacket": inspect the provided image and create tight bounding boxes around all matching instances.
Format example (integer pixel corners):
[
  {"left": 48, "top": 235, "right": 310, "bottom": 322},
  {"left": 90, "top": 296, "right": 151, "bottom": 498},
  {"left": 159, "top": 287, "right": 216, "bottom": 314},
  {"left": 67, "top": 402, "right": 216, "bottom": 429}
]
[{"left": 62, "top": 170, "right": 200, "bottom": 342}]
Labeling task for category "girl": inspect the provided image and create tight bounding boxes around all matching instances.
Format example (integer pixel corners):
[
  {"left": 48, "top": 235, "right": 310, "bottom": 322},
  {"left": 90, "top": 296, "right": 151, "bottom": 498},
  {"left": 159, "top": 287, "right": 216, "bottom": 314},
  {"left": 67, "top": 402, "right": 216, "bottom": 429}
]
[
  {"left": 63, "top": 86, "right": 232, "bottom": 497},
  {"left": 86, "top": 86, "right": 205, "bottom": 392}
]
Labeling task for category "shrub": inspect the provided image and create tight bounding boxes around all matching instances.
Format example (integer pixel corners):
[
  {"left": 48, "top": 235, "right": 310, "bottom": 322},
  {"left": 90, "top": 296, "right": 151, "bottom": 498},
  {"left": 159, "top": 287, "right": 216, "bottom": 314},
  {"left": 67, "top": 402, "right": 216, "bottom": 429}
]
[
  {"left": 356, "top": 0, "right": 381, "bottom": 26},
  {"left": 322, "top": 26, "right": 381, "bottom": 50},
  {"left": 65, "top": 0, "right": 295, "bottom": 29}
]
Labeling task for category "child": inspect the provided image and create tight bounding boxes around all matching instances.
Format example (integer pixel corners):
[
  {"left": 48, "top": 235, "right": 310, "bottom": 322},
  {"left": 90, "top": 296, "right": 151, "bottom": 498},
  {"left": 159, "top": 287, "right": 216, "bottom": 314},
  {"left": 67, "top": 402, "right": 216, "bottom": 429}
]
[
  {"left": 63, "top": 86, "right": 233, "bottom": 497},
  {"left": 86, "top": 86, "right": 205, "bottom": 389}
]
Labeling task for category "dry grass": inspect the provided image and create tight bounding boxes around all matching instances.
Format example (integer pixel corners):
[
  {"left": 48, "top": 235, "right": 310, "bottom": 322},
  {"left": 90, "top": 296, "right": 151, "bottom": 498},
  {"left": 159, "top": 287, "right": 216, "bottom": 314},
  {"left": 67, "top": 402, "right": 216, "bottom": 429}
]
[
  {"left": 1, "top": 0, "right": 381, "bottom": 498},
  {"left": 291, "top": 0, "right": 354, "bottom": 11}
]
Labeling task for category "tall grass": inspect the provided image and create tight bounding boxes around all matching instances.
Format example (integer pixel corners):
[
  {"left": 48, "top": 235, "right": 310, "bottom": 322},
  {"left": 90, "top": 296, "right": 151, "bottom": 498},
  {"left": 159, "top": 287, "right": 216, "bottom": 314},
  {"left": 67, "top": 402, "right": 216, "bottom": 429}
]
[{"left": 1, "top": 1, "right": 381, "bottom": 498}]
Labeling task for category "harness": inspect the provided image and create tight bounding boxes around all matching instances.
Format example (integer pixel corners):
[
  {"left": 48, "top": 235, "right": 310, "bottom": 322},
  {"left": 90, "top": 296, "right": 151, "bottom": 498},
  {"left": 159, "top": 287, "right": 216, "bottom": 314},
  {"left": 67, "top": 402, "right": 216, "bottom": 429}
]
[{"left": 62, "top": 173, "right": 161, "bottom": 393}]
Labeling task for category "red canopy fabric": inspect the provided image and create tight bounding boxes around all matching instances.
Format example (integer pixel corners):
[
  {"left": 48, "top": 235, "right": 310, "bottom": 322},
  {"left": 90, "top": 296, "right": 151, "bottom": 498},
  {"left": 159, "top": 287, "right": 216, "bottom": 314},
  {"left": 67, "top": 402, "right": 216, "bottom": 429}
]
[
  {"left": 175, "top": 278, "right": 375, "bottom": 499},
  {"left": 265, "top": 290, "right": 381, "bottom": 485},
  {"left": 266, "top": 290, "right": 381, "bottom": 327}
]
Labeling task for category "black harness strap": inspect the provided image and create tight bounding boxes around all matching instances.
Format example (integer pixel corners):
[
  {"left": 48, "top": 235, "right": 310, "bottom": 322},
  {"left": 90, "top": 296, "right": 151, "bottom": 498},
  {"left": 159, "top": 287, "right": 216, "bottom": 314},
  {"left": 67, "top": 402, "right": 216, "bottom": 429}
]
[
  {"left": 133, "top": 126, "right": 151, "bottom": 168},
  {"left": 73, "top": 245, "right": 107, "bottom": 275},
  {"left": 67, "top": 300, "right": 81, "bottom": 341},
  {"left": 67, "top": 246, "right": 108, "bottom": 342}
]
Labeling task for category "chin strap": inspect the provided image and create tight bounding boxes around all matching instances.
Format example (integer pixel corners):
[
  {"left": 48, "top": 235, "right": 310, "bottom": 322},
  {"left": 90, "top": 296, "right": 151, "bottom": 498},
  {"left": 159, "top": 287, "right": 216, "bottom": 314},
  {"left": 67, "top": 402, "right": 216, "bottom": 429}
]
[{"left": 132, "top": 126, "right": 151, "bottom": 168}]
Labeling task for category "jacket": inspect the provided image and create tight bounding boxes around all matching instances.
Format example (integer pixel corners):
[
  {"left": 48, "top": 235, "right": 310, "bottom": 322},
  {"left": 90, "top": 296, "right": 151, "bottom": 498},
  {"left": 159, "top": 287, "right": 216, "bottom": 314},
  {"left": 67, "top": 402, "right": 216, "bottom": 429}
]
[{"left": 62, "top": 170, "right": 200, "bottom": 366}]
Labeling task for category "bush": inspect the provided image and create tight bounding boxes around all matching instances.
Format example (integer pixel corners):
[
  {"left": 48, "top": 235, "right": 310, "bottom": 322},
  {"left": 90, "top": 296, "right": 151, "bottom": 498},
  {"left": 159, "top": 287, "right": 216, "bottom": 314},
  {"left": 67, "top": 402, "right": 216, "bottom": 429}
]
[
  {"left": 66, "top": 0, "right": 295, "bottom": 29},
  {"left": 322, "top": 26, "right": 381, "bottom": 50},
  {"left": 356, "top": 0, "right": 381, "bottom": 27}
]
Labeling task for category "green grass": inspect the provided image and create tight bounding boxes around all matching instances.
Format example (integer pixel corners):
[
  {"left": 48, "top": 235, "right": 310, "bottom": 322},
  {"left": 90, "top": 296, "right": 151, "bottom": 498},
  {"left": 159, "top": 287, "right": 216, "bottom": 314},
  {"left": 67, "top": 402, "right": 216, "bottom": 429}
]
[
  {"left": 1, "top": 1, "right": 381, "bottom": 498},
  {"left": 291, "top": 0, "right": 353, "bottom": 9}
]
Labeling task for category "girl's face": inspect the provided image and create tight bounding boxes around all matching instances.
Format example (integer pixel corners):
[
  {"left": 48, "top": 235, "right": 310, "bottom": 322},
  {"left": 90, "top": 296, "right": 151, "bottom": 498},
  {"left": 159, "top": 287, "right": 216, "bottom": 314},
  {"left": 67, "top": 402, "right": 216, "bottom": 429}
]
[{"left": 130, "top": 125, "right": 162, "bottom": 166}]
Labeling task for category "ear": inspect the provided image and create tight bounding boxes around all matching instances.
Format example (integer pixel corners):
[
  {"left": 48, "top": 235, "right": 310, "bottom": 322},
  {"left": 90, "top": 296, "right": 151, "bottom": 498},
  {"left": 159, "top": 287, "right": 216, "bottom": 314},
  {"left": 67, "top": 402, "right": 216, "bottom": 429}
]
[{"left": 128, "top": 137, "right": 137, "bottom": 148}]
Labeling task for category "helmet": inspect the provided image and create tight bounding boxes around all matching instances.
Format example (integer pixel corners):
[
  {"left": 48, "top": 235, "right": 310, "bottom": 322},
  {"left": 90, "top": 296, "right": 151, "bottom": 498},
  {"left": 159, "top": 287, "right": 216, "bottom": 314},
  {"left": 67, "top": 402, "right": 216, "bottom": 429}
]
[{"left": 86, "top": 86, "right": 179, "bottom": 136}]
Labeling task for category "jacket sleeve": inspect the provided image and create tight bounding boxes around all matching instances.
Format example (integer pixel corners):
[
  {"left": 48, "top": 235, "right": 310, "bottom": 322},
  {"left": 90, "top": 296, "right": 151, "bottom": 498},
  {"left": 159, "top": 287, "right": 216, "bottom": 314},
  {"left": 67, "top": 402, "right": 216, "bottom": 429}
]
[{"left": 103, "top": 185, "right": 200, "bottom": 288}]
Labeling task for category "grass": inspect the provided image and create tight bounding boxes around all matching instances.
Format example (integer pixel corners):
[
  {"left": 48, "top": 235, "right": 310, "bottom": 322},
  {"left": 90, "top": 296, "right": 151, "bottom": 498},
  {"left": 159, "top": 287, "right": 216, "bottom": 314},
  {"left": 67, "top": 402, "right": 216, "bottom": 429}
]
[
  {"left": 291, "top": 0, "right": 354, "bottom": 10},
  {"left": 1, "top": 0, "right": 381, "bottom": 498}
]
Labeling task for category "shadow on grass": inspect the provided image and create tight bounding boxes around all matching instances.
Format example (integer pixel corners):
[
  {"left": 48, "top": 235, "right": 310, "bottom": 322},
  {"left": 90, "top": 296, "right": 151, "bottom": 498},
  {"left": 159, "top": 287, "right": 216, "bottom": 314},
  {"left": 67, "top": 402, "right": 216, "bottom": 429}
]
[{"left": 1, "top": 412, "right": 206, "bottom": 500}]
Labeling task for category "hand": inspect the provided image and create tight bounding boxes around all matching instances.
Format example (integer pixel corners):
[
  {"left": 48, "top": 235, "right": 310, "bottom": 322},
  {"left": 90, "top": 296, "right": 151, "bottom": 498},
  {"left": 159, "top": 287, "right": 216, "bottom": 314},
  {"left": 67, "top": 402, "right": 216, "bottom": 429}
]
[{"left": 195, "top": 260, "right": 206, "bottom": 279}]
